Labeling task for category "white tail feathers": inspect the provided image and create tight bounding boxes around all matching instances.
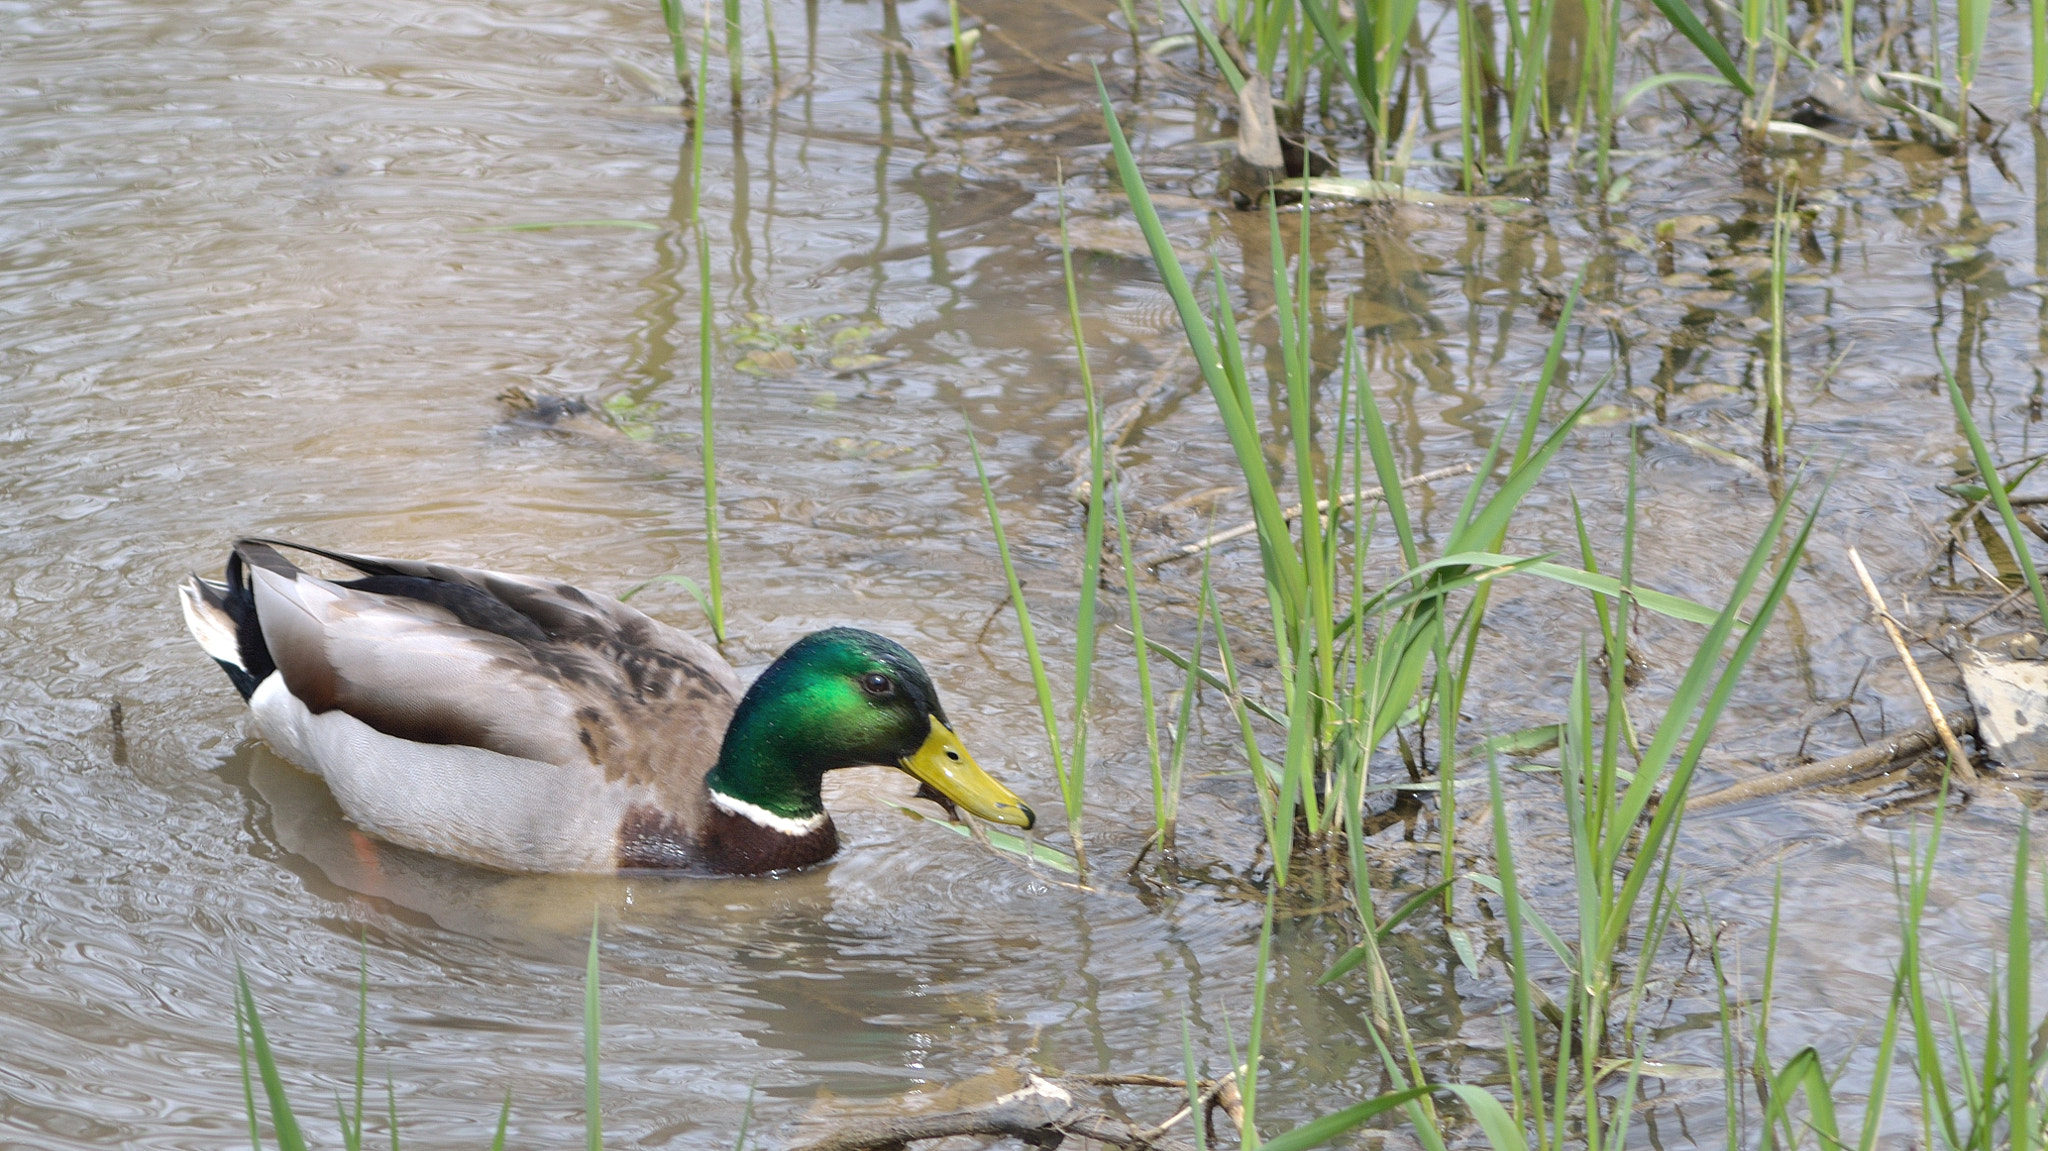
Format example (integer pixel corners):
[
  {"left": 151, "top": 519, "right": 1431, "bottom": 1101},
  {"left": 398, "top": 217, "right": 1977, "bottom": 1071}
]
[{"left": 179, "top": 577, "right": 245, "bottom": 671}]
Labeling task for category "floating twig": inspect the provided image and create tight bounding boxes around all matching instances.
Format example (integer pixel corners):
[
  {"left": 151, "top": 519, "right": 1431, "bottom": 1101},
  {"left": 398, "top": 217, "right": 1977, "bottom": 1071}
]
[
  {"left": 791, "top": 1075, "right": 1201, "bottom": 1151},
  {"left": 1687, "top": 708, "right": 1978, "bottom": 811},
  {"left": 1846, "top": 546, "right": 1977, "bottom": 783}
]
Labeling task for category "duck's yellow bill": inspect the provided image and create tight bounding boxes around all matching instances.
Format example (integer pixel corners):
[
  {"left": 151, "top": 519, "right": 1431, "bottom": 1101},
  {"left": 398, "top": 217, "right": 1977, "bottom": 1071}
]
[{"left": 900, "top": 716, "right": 1036, "bottom": 829}]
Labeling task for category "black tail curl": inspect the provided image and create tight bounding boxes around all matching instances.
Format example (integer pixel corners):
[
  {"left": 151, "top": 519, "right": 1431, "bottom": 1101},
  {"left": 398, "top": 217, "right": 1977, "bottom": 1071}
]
[{"left": 188, "top": 542, "right": 282, "bottom": 700}]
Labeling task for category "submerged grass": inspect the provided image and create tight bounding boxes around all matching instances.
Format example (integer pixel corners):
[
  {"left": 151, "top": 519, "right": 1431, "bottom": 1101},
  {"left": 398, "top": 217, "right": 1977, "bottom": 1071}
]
[
  {"left": 1128, "top": 0, "right": 2039, "bottom": 198},
  {"left": 957, "top": 175, "right": 1132, "bottom": 878},
  {"left": 656, "top": 0, "right": 696, "bottom": 106},
  {"left": 1764, "top": 176, "right": 1793, "bottom": 470},
  {"left": 1075, "top": 20, "right": 2039, "bottom": 1147},
  {"left": 211, "top": 6, "right": 2048, "bottom": 1147},
  {"left": 233, "top": 926, "right": 604, "bottom": 1150},
  {"left": 224, "top": 815, "right": 2048, "bottom": 1151},
  {"left": 1098, "top": 72, "right": 1737, "bottom": 897}
]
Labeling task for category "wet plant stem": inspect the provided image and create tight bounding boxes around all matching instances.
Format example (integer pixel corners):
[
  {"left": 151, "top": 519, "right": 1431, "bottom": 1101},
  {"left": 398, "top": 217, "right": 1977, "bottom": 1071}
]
[
  {"left": 1766, "top": 176, "right": 1793, "bottom": 469},
  {"left": 964, "top": 421, "right": 1078, "bottom": 873},
  {"left": 1842, "top": 0, "right": 1859, "bottom": 75},
  {"left": 1956, "top": 0, "right": 1987, "bottom": 131},
  {"left": 1056, "top": 175, "right": 1102, "bottom": 872},
  {"left": 947, "top": 0, "right": 974, "bottom": 80},
  {"left": 658, "top": 0, "right": 698, "bottom": 105},
  {"left": 2035, "top": 0, "right": 2048, "bottom": 109},
  {"left": 691, "top": 12, "right": 724, "bottom": 642},
  {"left": 724, "top": 0, "right": 744, "bottom": 103},
  {"left": 1111, "top": 480, "right": 1169, "bottom": 846},
  {"left": 697, "top": 224, "right": 723, "bottom": 644}
]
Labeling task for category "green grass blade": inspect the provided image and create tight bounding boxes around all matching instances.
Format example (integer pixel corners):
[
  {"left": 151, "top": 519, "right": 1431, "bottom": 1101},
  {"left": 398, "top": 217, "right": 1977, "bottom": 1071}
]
[
  {"left": 1174, "top": 0, "right": 1248, "bottom": 91},
  {"left": 1268, "top": 610, "right": 1317, "bottom": 874},
  {"left": 723, "top": 0, "right": 744, "bottom": 100},
  {"left": 1161, "top": 547, "right": 1216, "bottom": 839},
  {"left": 350, "top": 939, "right": 369, "bottom": 1151},
  {"left": 696, "top": 221, "right": 725, "bottom": 643},
  {"left": 1649, "top": 0, "right": 1754, "bottom": 95},
  {"left": 1958, "top": 0, "right": 1988, "bottom": 89},
  {"left": 1241, "top": 890, "right": 1278, "bottom": 1149},
  {"left": 619, "top": 574, "right": 717, "bottom": 624},
  {"left": 1609, "top": 474, "right": 1809, "bottom": 837},
  {"left": 946, "top": 0, "right": 972, "bottom": 79},
  {"left": 1316, "top": 878, "right": 1456, "bottom": 984},
  {"left": 490, "top": 1089, "right": 512, "bottom": 1151},
  {"left": 1111, "top": 482, "right": 1167, "bottom": 842},
  {"left": 1358, "top": 0, "right": 1422, "bottom": 149},
  {"left": 1141, "top": 634, "right": 1288, "bottom": 726},
  {"left": 659, "top": 0, "right": 695, "bottom": 103},
  {"left": 1056, "top": 178, "right": 1103, "bottom": 866},
  {"left": 1447, "top": 389, "right": 1602, "bottom": 557},
  {"left": 1466, "top": 872, "right": 1579, "bottom": 976},
  {"left": 1354, "top": 358, "right": 1420, "bottom": 571},
  {"left": 2011, "top": 818, "right": 2034, "bottom": 1151},
  {"left": 694, "top": 2, "right": 712, "bottom": 201},
  {"left": 236, "top": 985, "right": 261, "bottom": 1151},
  {"left": 1297, "top": 0, "right": 1377, "bottom": 132},
  {"left": 1487, "top": 764, "right": 1547, "bottom": 1144},
  {"left": 1560, "top": 653, "right": 1601, "bottom": 1001},
  {"left": 1945, "top": 354, "right": 2048, "bottom": 628},
  {"left": 1758, "top": 869, "right": 1784, "bottom": 1142},
  {"left": 1619, "top": 71, "right": 1735, "bottom": 112},
  {"left": 884, "top": 803, "right": 1080, "bottom": 872},
  {"left": 1204, "top": 588, "right": 1285, "bottom": 838},
  {"left": 1095, "top": 70, "right": 1302, "bottom": 612},
  {"left": 1471, "top": 725, "right": 1564, "bottom": 759},
  {"left": 1604, "top": 480, "right": 1825, "bottom": 962},
  {"left": 2034, "top": 0, "right": 2047, "bottom": 108},
  {"left": 1442, "top": 1085, "right": 1530, "bottom": 1151},
  {"left": 1758, "top": 1049, "right": 1843, "bottom": 1147},
  {"left": 1258, "top": 1086, "right": 1437, "bottom": 1151},
  {"left": 1522, "top": 561, "right": 1727, "bottom": 625},
  {"left": 735, "top": 1082, "right": 756, "bottom": 1151},
  {"left": 1855, "top": 978, "right": 1911, "bottom": 1151},
  {"left": 1351, "top": 551, "right": 1724, "bottom": 627},
  {"left": 963, "top": 417, "right": 1070, "bottom": 792},
  {"left": 236, "top": 965, "right": 308, "bottom": 1151}
]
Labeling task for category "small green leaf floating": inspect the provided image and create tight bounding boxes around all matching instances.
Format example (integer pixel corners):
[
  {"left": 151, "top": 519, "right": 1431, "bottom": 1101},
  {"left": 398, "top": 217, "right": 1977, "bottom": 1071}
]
[{"left": 887, "top": 802, "right": 1079, "bottom": 874}]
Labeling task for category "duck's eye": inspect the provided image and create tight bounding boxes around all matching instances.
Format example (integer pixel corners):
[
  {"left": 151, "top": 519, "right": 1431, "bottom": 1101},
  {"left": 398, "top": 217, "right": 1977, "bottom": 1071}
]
[{"left": 860, "top": 673, "right": 896, "bottom": 697}]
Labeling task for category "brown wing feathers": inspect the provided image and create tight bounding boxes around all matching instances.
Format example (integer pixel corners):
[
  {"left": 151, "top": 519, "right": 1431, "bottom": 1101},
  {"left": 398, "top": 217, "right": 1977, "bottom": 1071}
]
[{"left": 226, "top": 541, "right": 739, "bottom": 791}]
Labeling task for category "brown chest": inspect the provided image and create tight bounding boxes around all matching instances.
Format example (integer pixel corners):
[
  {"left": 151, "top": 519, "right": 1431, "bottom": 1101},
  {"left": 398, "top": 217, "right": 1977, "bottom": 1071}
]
[{"left": 617, "top": 801, "right": 839, "bottom": 874}]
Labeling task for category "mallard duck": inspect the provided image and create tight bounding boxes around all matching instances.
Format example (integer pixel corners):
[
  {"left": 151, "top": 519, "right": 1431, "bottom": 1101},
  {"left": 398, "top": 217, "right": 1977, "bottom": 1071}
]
[{"left": 177, "top": 539, "right": 1035, "bottom": 874}]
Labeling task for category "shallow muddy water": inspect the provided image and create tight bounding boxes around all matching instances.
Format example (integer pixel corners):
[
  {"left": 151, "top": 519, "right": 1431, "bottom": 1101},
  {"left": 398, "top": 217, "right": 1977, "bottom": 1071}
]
[{"left": 5, "top": 0, "right": 2048, "bottom": 1147}]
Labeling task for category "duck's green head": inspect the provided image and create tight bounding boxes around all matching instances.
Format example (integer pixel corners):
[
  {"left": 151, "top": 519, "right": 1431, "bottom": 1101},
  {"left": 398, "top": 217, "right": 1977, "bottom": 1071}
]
[{"left": 707, "top": 627, "right": 1036, "bottom": 830}]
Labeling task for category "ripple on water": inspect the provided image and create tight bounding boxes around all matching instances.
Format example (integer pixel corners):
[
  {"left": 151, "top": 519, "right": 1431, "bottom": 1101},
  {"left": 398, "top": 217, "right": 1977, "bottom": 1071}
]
[{"left": 5, "top": 0, "right": 2048, "bottom": 1143}]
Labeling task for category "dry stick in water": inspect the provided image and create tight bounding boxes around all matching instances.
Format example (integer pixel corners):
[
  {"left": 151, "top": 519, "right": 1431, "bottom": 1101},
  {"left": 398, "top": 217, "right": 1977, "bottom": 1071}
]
[
  {"left": 1687, "top": 708, "right": 1979, "bottom": 811},
  {"left": 791, "top": 1075, "right": 1209, "bottom": 1151},
  {"left": 1959, "top": 579, "right": 2037, "bottom": 630},
  {"left": 1845, "top": 546, "right": 1978, "bottom": 783},
  {"left": 1141, "top": 463, "right": 1477, "bottom": 567}
]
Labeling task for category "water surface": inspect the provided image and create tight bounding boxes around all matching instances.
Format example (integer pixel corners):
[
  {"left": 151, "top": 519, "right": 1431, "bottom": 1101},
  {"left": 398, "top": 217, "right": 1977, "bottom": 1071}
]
[{"left": 4, "top": 0, "right": 2047, "bottom": 1146}]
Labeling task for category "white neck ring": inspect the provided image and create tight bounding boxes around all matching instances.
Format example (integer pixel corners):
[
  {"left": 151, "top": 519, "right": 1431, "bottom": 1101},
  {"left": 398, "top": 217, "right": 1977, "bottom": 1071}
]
[{"left": 709, "top": 790, "right": 829, "bottom": 837}]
